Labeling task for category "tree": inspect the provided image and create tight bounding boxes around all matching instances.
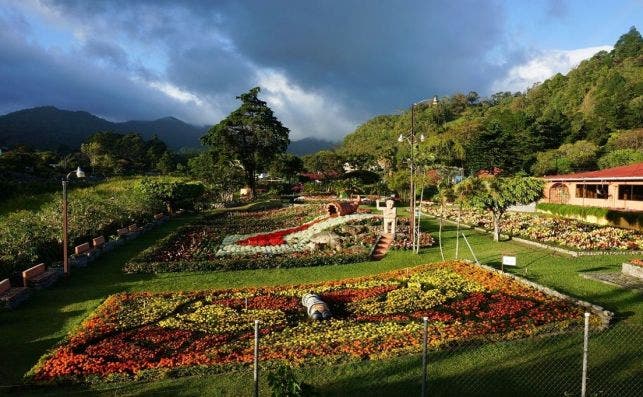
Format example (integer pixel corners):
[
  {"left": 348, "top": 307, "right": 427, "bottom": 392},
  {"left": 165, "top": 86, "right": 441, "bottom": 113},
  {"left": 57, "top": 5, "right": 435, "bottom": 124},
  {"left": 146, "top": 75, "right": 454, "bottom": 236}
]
[
  {"left": 531, "top": 149, "right": 572, "bottom": 176},
  {"left": 156, "top": 151, "right": 176, "bottom": 174},
  {"left": 558, "top": 140, "right": 599, "bottom": 171},
  {"left": 201, "top": 87, "right": 290, "bottom": 198},
  {"left": 455, "top": 176, "right": 543, "bottom": 241},
  {"left": 597, "top": 149, "right": 643, "bottom": 169},
  {"left": 302, "top": 150, "right": 344, "bottom": 175},
  {"left": 138, "top": 178, "right": 205, "bottom": 214},
  {"left": 188, "top": 150, "right": 245, "bottom": 201},
  {"left": 612, "top": 26, "right": 642, "bottom": 61},
  {"left": 269, "top": 153, "right": 304, "bottom": 182}
]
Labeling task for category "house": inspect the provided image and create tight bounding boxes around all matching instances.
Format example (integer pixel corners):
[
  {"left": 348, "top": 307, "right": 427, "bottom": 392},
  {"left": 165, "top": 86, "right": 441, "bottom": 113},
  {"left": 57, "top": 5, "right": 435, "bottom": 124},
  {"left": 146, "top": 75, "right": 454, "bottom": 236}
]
[{"left": 542, "top": 162, "right": 643, "bottom": 211}]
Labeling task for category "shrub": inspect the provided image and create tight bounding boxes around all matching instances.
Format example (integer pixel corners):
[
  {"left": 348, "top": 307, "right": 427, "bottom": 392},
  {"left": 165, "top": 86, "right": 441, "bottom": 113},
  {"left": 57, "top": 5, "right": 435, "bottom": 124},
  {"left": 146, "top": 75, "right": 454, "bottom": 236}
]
[{"left": 536, "top": 203, "right": 642, "bottom": 229}]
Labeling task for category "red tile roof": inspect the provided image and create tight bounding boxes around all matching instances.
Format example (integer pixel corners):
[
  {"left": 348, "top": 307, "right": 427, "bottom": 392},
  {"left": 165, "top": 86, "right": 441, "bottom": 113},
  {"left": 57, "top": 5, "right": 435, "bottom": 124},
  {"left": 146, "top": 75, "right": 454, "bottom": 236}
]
[{"left": 544, "top": 162, "right": 643, "bottom": 180}]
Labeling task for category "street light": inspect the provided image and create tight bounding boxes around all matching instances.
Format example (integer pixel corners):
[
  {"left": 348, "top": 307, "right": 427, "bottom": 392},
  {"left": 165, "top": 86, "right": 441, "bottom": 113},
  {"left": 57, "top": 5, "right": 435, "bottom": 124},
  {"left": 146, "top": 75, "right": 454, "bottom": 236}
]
[
  {"left": 62, "top": 167, "right": 85, "bottom": 276},
  {"left": 398, "top": 96, "right": 437, "bottom": 253}
]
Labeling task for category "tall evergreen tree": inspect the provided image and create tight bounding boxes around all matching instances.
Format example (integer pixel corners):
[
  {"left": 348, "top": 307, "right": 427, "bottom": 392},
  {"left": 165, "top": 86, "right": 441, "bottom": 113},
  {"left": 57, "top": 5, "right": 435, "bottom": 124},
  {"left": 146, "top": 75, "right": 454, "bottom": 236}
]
[{"left": 201, "top": 87, "right": 290, "bottom": 198}]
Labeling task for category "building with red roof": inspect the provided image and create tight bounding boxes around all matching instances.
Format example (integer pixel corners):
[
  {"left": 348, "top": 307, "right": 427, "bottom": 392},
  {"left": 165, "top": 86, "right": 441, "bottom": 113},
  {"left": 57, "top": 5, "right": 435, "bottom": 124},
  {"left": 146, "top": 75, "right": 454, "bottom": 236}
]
[{"left": 542, "top": 162, "right": 643, "bottom": 211}]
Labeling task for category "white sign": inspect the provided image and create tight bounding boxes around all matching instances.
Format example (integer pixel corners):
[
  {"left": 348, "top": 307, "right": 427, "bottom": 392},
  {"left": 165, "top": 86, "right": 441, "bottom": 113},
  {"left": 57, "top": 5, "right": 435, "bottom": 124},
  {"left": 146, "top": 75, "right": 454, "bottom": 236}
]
[{"left": 502, "top": 255, "right": 517, "bottom": 267}]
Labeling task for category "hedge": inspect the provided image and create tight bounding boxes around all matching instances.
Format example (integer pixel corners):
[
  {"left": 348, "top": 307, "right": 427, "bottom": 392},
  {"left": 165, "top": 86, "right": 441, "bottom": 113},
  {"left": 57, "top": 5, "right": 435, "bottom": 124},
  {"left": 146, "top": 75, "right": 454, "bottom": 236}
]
[{"left": 536, "top": 203, "right": 642, "bottom": 229}]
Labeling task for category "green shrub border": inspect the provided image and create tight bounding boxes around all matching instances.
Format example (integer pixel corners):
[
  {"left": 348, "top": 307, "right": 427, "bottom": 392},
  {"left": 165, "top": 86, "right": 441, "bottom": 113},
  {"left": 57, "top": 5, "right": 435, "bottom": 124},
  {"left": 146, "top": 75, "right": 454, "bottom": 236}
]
[{"left": 536, "top": 203, "right": 642, "bottom": 229}]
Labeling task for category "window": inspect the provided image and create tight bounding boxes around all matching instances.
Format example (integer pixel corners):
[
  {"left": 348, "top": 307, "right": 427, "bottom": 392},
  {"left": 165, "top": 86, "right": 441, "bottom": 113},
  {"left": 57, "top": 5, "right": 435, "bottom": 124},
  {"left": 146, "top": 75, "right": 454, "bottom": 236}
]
[
  {"left": 575, "top": 184, "right": 609, "bottom": 199},
  {"left": 618, "top": 185, "right": 643, "bottom": 201}
]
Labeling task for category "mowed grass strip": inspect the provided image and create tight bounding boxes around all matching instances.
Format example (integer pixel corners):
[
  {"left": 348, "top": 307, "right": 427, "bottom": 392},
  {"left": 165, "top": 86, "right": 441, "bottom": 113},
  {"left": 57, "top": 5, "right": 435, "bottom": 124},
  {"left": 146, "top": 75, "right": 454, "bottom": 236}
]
[{"left": 0, "top": 213, "right": 640, "bottom": 396}]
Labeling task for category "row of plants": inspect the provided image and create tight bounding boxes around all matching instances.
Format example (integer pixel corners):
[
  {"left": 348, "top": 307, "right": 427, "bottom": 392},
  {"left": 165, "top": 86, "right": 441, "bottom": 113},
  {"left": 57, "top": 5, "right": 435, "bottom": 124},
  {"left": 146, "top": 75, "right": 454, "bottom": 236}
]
[
  {"left": 29, "top": 261, "right": 594, "bottom": 384},
  {"left": 0, "top": 177, "right": 205, "bottom": 279},
  {"left": 422, "top": 204, "right": 643, "bottom": 251},
  {"left": 536, "top": 202, "right": 643, "bottom": 229}
]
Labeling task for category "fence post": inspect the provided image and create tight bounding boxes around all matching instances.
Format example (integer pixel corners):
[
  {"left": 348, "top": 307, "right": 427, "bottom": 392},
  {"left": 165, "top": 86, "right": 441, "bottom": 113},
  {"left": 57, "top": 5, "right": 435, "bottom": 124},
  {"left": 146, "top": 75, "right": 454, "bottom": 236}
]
[
  {"left": 581, "top": 312, "right": 590, "bottom": 397},
  {"left": 254, "top": 319, "right": 260, "bottom": 397},
  {"left": 421, "top": 316, "right": 428, "bottom": 397},
  {"left": 461, "top": 233, "right": 480, "bottom": 265}
]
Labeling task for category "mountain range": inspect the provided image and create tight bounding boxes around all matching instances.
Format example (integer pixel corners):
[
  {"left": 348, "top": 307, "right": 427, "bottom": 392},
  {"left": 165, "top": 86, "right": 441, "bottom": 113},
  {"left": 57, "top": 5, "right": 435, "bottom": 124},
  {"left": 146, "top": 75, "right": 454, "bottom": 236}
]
[{"left": 0, "top": 106, "right": 336, "bottom": 155}]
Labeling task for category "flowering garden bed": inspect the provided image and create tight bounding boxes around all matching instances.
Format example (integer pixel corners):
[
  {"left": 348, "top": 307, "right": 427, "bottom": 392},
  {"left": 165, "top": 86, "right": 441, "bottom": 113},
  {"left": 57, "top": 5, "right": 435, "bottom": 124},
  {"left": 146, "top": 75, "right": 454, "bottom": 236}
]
[
  {"left": 29, "top": 261, "right": 595, "bottom": 384},
  {"left": 124, "top": 205, "right": 433, "bottom": 273},
  {"left": 422, "top": 204, "right": 643, "bottom": 252}
]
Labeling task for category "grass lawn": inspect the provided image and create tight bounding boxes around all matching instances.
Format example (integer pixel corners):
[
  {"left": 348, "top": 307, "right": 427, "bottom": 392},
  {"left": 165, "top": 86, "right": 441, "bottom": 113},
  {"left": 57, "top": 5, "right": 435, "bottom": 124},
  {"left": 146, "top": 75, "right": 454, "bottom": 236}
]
[{"left": 0, "top": 212, "right": 640, "bottom": 396}]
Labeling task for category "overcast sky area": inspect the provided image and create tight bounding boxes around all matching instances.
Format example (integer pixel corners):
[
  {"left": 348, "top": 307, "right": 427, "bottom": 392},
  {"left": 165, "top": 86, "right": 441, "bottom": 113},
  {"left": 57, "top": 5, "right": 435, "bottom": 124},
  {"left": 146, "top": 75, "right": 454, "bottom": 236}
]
[{"left": 0, "top": 0, "right": 641, "bottom": 141}]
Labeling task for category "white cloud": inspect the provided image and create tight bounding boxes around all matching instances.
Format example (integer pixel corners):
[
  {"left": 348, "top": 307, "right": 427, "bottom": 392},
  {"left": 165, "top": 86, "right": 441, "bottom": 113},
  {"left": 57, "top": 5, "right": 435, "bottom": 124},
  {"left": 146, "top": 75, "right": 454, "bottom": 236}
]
[
  {"left": 491, "top": 45, "right": 612, "bottom": 93},
  {"left": 256, "top": 69, "right": 358, "bottom": 142},
  {"left": 148, "top": 81, "right": 204, "bottom": 106}
]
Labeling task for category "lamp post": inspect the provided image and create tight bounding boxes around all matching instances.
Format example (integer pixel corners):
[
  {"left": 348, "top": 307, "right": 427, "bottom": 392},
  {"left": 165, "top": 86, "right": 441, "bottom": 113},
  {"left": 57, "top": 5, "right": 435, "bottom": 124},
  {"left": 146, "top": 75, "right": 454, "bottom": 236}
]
[
  {"left": 398, "top": 96, "right": 437, "bottom": 252},
  {"left": 62, "top": 167, "right": 85, "bottom": 276}
]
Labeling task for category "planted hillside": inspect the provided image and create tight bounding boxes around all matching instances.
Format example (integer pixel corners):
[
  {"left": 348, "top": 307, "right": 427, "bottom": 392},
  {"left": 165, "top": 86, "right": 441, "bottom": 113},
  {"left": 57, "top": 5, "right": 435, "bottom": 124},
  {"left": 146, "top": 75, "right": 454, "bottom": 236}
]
[
  {"left": 0, "top": 177, "right": 205, "bottom": 280},
  {"left": 337, "top": 27, "right": 643, "bottom": 176}
]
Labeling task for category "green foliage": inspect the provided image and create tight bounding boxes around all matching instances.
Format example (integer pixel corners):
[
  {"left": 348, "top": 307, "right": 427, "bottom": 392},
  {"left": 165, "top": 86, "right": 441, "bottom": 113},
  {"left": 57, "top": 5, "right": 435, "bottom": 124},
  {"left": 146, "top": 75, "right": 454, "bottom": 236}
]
[
  {"left": 155, "top": 151, "right": 176, "bottom": 174},
  {"left": 455, "top": 176, "right": 544, "bottom": 241},
  {"left": 0, "top": 177, "right": 192, "bottom": 279},
  {"left": 302, "top": 150, "right": 344, "bottom": 174},
  {"left": 80, "top": 131, "right": 170, "bottom": 176},
  {"left": 269, "top": 152, "right": 304, "bottom": 182},
  {"left": 201, "top": 87, "right": 290, "bottom": 197},
  {"left": 597, "top": 149, "right": 643, "bottom": 169},
  {"left": 385, "top": 169, "right": 411, "bottom": 199},
  {"left": 605, "top": 129, "right": 643, "bottom": 151},
  {"left": 187, "top": 150, "right": 245, "bottom": 201},
  {"left": 138, "top": 178, "right": 205, "bottom": 214},
  {"left": 334, "top": 27, "right": 642, "bottom": 176},
  {"left": 267, "top": 365, "right": 316, "bottom": 397},
  {"left": 613, "top": 26, "right": 643, "bottom": 61},
  {"left": 342, "top": 170, "right": 381, "bottom": 185},
  {"left": 531, "top": 140, "right": 600, "bottom": 176},
  {"left": 536, "top": 203, "right": 643, "bottom": 229}
]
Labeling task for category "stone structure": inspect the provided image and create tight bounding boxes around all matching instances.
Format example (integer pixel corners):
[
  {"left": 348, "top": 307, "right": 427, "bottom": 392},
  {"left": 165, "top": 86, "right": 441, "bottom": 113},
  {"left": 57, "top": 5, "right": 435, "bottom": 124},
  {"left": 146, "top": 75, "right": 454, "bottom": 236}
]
[{"left": 376, "top": 199, "right": 397, "bottom": 237}]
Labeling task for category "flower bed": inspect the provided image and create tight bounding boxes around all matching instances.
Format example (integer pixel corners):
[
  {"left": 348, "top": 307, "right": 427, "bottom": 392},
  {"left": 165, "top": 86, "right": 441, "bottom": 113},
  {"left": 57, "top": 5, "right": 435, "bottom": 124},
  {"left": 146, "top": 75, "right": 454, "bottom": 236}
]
[
  {"left": 125, "top": 205, "right": 433, "bottom": 273},
  {"left": 422, "top": 204, "right": 643, "bottom": 251},
  {"left": 30, "top": 261, "right": 594, "bottom": 383}
]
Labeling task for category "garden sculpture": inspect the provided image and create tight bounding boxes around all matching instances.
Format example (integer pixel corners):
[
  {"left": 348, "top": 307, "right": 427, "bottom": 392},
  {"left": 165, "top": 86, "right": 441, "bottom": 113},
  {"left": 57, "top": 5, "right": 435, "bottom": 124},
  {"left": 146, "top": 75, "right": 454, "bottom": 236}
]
[
  {"left": 302, "top": 293, "right": 331, "bottom": 320},
  {"left": 307, "top": 231, "right": 341, "bottom": 251},
  {"left": 376, "top": 199, "right": 397, "bottom": 237},
  {"left": 326, "top": 196, "right": 361, "bottom": 217}
]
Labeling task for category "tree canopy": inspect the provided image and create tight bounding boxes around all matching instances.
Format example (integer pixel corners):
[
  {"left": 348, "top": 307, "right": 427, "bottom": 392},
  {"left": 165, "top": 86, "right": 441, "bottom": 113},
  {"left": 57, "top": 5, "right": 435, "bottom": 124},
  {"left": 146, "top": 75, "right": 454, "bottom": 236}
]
[
  {"left": 455, "top": 176, "right": 544, "bottom": 241},
  {"left": 334, "top": 27, "right": 642, "bottom": 178},
  {"left": 201, "top": 87, "right": 290, "bottom": 198}
]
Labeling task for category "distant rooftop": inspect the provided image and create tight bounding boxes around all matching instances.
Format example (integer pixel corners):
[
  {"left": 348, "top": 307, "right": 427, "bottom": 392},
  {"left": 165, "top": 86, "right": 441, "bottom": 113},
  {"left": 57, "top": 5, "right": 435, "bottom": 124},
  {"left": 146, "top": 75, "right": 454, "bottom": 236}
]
[{"left": 544, "top": 162, "right": 643, "bottom": 181}]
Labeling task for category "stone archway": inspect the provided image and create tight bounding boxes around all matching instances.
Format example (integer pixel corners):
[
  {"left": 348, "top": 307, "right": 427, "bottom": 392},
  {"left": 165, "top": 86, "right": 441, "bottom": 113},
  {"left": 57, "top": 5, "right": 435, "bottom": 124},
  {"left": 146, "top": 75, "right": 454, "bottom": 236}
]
[{"left": 549, "top": 183, "right": 570, "bottom": 204}]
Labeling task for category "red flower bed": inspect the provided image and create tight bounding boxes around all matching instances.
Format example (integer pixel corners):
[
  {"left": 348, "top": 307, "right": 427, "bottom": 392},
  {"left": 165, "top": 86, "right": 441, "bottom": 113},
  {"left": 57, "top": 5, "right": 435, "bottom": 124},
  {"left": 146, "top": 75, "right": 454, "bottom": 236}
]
[{"left": 237, "top": 217, "right": 326, "bottom": 246}]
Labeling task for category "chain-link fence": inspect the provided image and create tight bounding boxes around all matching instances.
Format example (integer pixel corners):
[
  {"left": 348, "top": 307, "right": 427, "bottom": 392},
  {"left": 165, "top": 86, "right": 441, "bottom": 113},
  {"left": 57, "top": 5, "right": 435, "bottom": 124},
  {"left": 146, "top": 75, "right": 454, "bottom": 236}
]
[
  {"left": 252, "top": 314, "right": 641, "bottom": 397},
  {"left": 412, "top": 316, "right": 640, "bottom": 397}
]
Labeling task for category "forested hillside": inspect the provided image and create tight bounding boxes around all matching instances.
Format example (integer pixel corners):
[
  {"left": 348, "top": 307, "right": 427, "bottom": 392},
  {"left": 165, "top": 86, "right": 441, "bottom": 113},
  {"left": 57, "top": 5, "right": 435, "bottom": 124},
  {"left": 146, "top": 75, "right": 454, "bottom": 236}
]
[{"left": 338, "top": 27, "right": 642, "bottom": 177}]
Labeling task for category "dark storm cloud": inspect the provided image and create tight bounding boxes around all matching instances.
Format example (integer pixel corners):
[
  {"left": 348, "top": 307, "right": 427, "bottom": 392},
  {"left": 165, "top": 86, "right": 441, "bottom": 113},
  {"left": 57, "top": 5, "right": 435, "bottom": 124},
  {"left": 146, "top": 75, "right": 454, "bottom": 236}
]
[
  {"left": 2, "top": 0, "right": 522, "bottom": 138},
  {"left": 82, "top": 39, "right": 130, "bottom": 68},
  {"left": 0, "top": 16, "right": 210, "bottom": 123}
]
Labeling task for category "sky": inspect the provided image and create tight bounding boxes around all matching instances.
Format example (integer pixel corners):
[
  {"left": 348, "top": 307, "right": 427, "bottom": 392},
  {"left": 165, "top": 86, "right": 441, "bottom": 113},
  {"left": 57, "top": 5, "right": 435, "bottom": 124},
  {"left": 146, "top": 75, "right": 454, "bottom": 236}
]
[{"left": 0, "top": 0, "right": 640, "bottom": 141}]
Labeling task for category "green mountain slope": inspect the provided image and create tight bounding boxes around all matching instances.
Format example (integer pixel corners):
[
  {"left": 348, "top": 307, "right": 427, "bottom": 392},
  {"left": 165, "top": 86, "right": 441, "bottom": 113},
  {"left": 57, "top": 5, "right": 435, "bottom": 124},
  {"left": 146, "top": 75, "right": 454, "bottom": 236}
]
[{"left": 338, "top": 27, "right": 642, "bottom": 176}]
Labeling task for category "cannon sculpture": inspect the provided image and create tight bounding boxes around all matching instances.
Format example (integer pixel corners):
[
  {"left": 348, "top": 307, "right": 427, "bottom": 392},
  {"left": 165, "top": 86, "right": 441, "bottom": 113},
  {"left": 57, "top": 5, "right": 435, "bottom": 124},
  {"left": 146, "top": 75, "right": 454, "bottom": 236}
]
[
  {"left": 326, "top": 196, "right": 361, "bottom": 217},
  {"left": 302, "top": 293, "right": 331, "bottom": 320}
]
